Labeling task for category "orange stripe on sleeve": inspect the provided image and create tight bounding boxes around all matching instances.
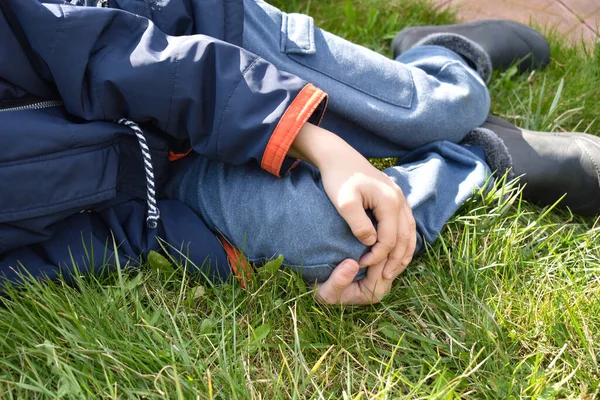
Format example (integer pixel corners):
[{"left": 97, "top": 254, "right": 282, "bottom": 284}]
[{"left": 261, "top": 84, "right": 327, "bottom": 177}]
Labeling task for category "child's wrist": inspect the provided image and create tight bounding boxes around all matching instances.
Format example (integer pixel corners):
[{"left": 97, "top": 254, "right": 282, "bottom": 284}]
[{"left": 288, "top": 123, "right": 353, "bottom": 170}]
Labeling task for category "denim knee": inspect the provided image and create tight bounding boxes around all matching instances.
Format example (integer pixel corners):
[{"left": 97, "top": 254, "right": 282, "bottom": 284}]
[
  {"left": 167, "top": 157, "right": 369, "bottom": 283},
  {"left": 396, "top": 46, "right": 491, "bottom": 145}
]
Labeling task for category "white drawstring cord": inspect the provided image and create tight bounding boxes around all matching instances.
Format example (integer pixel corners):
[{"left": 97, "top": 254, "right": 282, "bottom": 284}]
[{"left": 118, "top": 118, "right": 161, "bottom": 229}]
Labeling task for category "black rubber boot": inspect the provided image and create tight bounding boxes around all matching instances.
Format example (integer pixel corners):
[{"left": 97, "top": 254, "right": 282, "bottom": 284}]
[
  {"left": 482, "top": 115, "right": 600, "bottom": 216},
  {"left": 392, "top": 20, "right": 551, "bottom": 74}
]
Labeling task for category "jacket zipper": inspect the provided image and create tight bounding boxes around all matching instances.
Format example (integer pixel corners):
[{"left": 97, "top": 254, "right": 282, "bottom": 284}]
[{"left": 0, "top": 100, "right": 63, "bottom": 113}]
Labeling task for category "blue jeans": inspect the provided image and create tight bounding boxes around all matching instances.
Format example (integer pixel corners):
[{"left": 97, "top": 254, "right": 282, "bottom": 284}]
[{"left": 166, "top": 0, "right": 492, "bottom": 282}]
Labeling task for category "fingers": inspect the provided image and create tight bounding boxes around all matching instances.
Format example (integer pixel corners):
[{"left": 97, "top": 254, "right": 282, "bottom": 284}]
[
  {"left": 327, "top": 260, "right": 390, "bottom": 306},
  {"left": 359, "top": 179, "right": 416, "bottom": 277},
  {"left": 383, "top": 200, "right": 416, "bottom": 279},
  {"left": 358, "top": 196, "right": 398, "bottom": 267},
  {"left": 352, "top": 260, "right": 392, "bottom": 305},
  {"left": 316, "top": 259, "right": 397, "bottom": 306},
  {"left": 336, "top": 193, "right": 377, "bottom": 247},
  {"left": 315, "top": 259, "right": 360, "bottom": 304},
  {"left": 358, "top": 178, "right": 401, "bottom": 266},
  {"left": 402, "top": 202, "right": 417, "bottom": 266}
]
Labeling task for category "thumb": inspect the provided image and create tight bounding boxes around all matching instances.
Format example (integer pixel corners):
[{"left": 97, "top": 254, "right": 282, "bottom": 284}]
[{"left": 316, "top": 259, "right": 360, "bottom": 304}]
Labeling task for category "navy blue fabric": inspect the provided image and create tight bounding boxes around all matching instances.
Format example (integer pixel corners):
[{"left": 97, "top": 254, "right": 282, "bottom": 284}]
[
  {"left": 0, "top": 0, "right": 313, "bottom": 284},
  {"left": 0, "top": 199, "right": 232, "bottom": 285},
  {"left": 108, "top": 0, "right": 244, "bottom": 44},
  {"left": 3, "top": 0, "right": 309, "bottom": 167}
]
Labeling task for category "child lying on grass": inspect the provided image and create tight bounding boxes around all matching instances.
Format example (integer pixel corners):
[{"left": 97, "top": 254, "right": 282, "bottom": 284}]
[{"left": 1, "top": 0, "right": 598, "bottom": 305}]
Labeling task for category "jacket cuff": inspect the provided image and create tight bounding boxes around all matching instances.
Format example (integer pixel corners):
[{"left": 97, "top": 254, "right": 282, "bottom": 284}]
[{"left": 261, "top": 84, "right": 328, "bottom": 177}]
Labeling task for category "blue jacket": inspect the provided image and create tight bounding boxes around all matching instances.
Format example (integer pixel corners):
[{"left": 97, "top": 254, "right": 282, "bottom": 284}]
[{"left": 0, "top": 0, "right": 327, "bottom": 284}]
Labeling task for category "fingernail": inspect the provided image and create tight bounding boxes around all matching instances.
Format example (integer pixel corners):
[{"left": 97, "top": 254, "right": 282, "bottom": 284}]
[{"left": 367, "top": 235, "right": 376, "bottom": 244}]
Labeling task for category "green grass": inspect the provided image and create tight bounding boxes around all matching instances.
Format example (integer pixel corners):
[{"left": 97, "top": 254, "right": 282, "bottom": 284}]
[{"left": 1, "top": 0, "right": 599, "bottom": 398}]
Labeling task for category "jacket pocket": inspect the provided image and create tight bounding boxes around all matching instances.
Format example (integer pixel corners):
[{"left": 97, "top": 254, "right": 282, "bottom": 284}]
[
  {"left": 281, "top": 13, "right": 414, "bottom": 109},
  {"left": 0, "top": 144, "right": 119, "bottom": 223}
]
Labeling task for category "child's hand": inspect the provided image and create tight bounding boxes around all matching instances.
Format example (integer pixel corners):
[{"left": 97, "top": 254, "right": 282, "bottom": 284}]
[
  {"left": 289, "top": 123, "right": 417, "bottom": 278},
  {"left": 315, "top": 258, "right": 401, "bottom": 305}
]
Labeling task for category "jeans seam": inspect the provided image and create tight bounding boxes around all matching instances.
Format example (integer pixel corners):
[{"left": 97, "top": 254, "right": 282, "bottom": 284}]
[{"left": 285, "top": 54, "right": 414, "bottom": 108}]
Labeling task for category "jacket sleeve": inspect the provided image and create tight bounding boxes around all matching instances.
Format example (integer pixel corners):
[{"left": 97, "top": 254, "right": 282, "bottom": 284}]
[{"left": 2, "top": 0, "right": 327, "bottom": 177}]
